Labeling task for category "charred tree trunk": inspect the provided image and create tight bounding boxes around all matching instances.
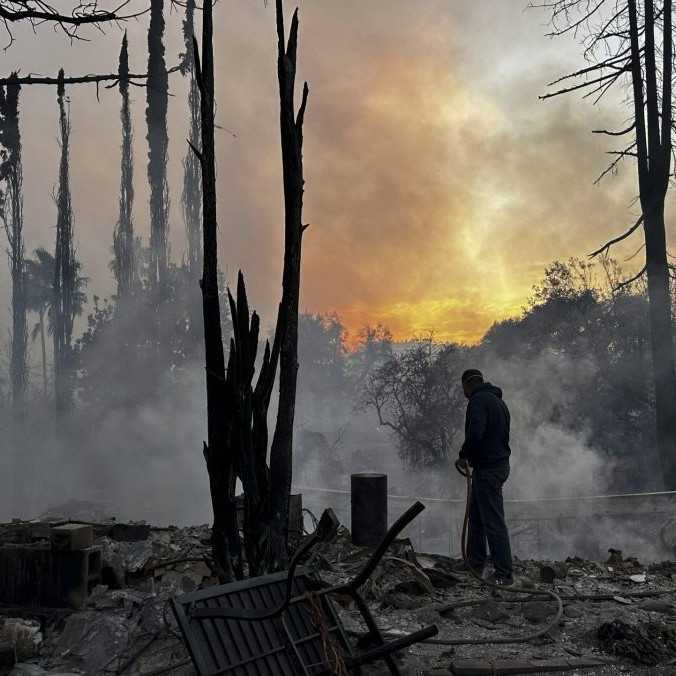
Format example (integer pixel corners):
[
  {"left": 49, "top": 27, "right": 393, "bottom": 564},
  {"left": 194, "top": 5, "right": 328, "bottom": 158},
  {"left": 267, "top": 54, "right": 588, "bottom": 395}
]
[
  {"left": 644, "top": 207, "right": 676, "bottom": 487},
  {"left": 39, "top": 308, "right": 47, "bottom": 396},
  {"left": 192, "top": 0, "right": 309, "bottom": 577},
  {"left": 628, "top": 0, "right": 676, "bottom": 488},
  {"left": 146, "top": 0, "right": 169, "bottom": 296},
  {"left": 182, "top": 0, "right": 203, "bottom": 350},
  {"left": 268, "top": 0, "right": 309, "bottom": 569},
  {"left": 114, "top": 31, "right": 136, "bottom": 300},
  {"left": 182, "top": 0, "right": 202, "bottom": 279},
  {"left": 225, "top": 274, "right": 280, "bottom": 577},
  {"left": 0, "top": 74, "right": 25, "bottom": 412},
  {"left": 192, "top": 1, "right": 241, "bottom": 581},
  {"left": 53, "top": 70, "right": 75, "bottom": 414}
]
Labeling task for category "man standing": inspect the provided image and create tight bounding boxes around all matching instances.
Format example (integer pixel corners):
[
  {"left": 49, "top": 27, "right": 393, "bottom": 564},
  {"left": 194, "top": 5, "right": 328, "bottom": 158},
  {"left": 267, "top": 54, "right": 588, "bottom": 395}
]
[{"left": 456, "top": 369, "right": 513, "bottom": 586}]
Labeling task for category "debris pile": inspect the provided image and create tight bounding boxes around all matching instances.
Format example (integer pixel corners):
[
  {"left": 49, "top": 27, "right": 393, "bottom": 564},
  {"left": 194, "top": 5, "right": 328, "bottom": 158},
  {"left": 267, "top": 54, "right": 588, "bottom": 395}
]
[
  {"left": 597, "top": 618, "right": 676, "bottom": 666},
  {"left": 1, "top": 511, "right": 676, "bottom": 674}
]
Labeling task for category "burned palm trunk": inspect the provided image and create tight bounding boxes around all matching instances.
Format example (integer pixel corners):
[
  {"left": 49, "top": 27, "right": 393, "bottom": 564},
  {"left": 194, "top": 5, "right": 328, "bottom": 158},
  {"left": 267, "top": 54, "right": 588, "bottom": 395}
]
[
  {"left": 225, "top": 274, "right": 280, "bottom": 577},
  {"left": 181, "top": 0, "right": 202, "bottom": 279},
  {"left": 181, "top": 0, "right": 203, "bottom": 349},
  {"left": 0, "top": 74, "right": 26, "bottom": 411},
  {"left": 268, "top": 0, "right": 309, "bottom": 569},
  {"left": 113, "top": 32, "right": 136, "bottom": 300},
  {"left": 146, "top": 0, "right": 169, "bottom": 296},
  {"left": 628, "top": 0, "right": 676, "bottom": 488},
  {"left": 193, "top": 1, "right": 241, "bottom": 580},
  {"left": 53, "top": 70, "right": 75, "bottom": 414}
]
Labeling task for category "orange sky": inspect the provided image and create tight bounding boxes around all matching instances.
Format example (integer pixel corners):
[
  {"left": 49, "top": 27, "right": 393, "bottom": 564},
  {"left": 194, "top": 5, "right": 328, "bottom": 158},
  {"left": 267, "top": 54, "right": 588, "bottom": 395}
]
[{"left": 0, "top": 0, "right": 651, "bottom": 345}]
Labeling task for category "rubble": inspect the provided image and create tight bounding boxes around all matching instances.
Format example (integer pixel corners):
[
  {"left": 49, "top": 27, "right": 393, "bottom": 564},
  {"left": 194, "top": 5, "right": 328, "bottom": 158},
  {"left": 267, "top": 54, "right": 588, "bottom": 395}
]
[
  {"left": 1, "top": 513, "right": 676, "bottom": 674},
  {"left": 597, "top": 618, "right": 676, "bottom": 665}
]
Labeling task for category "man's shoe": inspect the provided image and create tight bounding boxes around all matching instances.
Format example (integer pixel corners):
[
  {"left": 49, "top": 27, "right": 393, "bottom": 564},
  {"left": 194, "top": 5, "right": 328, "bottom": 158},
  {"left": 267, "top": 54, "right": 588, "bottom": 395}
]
[{"left": 487, "top": 572, "right": 514, "bottom": 587}]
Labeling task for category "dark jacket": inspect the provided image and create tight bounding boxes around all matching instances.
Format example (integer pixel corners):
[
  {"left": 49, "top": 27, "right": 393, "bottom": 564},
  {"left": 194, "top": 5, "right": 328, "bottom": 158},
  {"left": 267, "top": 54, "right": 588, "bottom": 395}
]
[{"left": 459, "top": 382, "right": 511, "bottom": 469}]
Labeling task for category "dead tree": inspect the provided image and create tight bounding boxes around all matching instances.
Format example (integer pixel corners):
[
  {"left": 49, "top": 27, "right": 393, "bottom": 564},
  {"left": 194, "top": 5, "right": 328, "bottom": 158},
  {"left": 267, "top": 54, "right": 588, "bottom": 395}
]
[
  {"left": 268, "top": 0, "right": 309, "bottom": 569},
  {"left": 113, "top": 32, "right": 136, "bottom": 300},
  {"left": 146, "top": 0, "right": 169, "bottom": 295},
  {"left": 193, "top": 0, "right": 241, "bottom": 581},
  {"left": 0, "top": 2, "right": 144, "bottom": 45},
  {"left": 538, "top": 0, "right": 676, "bottom": 488},
  {"left": 224, "top": 273, "right": 281, "bottom": 577},
  {"left": 181, "top": 0, "right": 202, "bottom": 278},
  {"left": 53, "top": 70, "right": 76, "bottom": 414},
  {"left": 0, "top": 74, "right": 25, "bottom": 410},
  {"left": 192, "top": 0, "right": 309, "bottom": 577}
]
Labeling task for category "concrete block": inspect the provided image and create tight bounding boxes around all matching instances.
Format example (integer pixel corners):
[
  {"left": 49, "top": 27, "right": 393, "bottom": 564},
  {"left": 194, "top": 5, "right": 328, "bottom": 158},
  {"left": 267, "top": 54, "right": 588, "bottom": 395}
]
[
  {"left": 51, "top": 524, "right": 93, "bottom": 551},
  {"left": 0, "top": 544, "right": 102, "bottom": 609},
  {"left": 26, "top": 522, "right": 50, "bottom": 542}
]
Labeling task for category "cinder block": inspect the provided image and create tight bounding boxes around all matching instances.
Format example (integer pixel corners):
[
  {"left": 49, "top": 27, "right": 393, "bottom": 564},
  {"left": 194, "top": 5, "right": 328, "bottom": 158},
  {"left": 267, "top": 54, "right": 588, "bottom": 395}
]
[
  {"left": 53, "top": 546, "right": 102, "bottom": 608},
  {"left": 27, "top": 520, "right": 51, "bottom": 541},
  {"left": 51, "top": 524, "right": 93, "bottom": 551}
]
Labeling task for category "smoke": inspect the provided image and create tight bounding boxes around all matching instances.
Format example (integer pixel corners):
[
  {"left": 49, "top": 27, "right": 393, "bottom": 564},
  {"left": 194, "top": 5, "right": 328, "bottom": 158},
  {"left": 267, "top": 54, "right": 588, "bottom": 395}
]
[
  {"left": 0, "top": 1, "right": 667, "bottom": 565},
  {"left": 0, "top": 0, "right": 650, "bottom": 342}
]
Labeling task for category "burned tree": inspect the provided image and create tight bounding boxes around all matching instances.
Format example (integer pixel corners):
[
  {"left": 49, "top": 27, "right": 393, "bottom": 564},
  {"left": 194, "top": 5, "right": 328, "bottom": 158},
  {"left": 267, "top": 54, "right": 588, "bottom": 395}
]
[
  {"left": 0, "top": 74, "right": 25, "bottom": 410},
  {"left": 268, "top": 0, "right": 310, "bottom": 568},
  {"left": 25, "top": 247, "right": 55, "bottom": 397},
  {"left": 113, "top": 32, "right": 136, "bottom": 300},
  {"left": 192, "top": 0, "right": 309, "bottom": 577},
  {"left": 193, "top": 0, "right": 240, "bottom": 581},
  {"left": 538, "top": 0, "right": 676, "bottom": 488},
  {"left": 53, "top": 70, "right": 76, "bottom": 414},
  {"left": 362, "top": 339, "right": 465, "bottom": 468},
  {"left": 181, "top": 0, "right": 202, "bottom": 278},
  {"left": 0, "top": 2, "right": 142, "bottom": 43},
  {"left": 146, "top": 0, "right": 169, "bottom": 294}
]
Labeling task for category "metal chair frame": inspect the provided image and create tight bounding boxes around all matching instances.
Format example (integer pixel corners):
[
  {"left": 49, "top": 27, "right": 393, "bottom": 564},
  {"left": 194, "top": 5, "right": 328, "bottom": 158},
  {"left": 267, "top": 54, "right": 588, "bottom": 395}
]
[{"left": 172, "top": 501, "right": 438, "bottom": 675}]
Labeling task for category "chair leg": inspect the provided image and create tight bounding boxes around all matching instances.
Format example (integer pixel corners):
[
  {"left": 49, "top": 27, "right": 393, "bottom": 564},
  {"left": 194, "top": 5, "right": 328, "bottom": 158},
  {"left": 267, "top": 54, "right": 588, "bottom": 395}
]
[{"left": 350, "top": 591, "right": 401, "bottom": 676}]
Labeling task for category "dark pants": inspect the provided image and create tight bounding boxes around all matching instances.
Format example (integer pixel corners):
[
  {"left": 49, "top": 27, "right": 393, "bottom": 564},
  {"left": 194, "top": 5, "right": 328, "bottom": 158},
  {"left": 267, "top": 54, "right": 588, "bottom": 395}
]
[{"left": 467, "top": 464, "right": 513, "bottom": 580}]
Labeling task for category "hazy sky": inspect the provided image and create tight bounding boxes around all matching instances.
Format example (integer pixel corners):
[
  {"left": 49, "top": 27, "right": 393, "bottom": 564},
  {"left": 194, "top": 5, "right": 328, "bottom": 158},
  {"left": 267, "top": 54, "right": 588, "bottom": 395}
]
[{"left": 0, "top": 0, "right": 652, "bottom": 345}]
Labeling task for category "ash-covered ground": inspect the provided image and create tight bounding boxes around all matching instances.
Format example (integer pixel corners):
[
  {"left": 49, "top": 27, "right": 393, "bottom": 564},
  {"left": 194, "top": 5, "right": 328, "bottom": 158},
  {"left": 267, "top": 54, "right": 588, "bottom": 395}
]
[{"left": 2, "top": 506, "right": 676, "bottom": 675}]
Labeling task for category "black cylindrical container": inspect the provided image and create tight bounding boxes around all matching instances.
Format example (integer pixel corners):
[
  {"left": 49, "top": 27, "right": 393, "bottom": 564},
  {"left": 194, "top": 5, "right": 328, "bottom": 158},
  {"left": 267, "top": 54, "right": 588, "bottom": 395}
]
[{"left": 351, "top": 472, "right": 387, "bottom": 546}]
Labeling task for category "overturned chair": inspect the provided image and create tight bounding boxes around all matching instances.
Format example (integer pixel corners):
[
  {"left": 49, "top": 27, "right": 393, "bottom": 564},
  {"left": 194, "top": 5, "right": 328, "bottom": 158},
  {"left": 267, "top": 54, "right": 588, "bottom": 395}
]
[{"left": 171, "top": 501, "right": 438, "bottom": 675}]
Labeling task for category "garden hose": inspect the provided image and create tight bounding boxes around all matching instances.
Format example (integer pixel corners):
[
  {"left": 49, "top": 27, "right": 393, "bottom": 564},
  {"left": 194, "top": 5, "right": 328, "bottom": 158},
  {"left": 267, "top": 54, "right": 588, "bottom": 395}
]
[{"left": 422, "top": 462, "right": 564, "bottom": 646}]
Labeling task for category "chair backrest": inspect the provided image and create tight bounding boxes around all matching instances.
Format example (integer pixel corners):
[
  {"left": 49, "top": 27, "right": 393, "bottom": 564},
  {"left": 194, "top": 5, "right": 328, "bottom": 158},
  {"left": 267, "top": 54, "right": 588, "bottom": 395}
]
[{"left": 171, "top": 569, "right": 352, "bottom": 676}]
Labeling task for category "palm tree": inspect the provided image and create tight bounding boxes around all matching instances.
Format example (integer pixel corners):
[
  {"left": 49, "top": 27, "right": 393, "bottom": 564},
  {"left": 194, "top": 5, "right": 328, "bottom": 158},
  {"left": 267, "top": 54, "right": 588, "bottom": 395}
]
[{"left": 25, "top": 246, "right": 87, "bottom": 397}]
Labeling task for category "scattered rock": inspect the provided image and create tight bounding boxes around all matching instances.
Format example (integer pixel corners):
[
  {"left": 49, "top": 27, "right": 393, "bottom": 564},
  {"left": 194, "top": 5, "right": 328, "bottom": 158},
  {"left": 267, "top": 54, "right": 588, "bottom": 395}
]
[{"left": 539, "top": 562, "right": 568, "bottom": 583}]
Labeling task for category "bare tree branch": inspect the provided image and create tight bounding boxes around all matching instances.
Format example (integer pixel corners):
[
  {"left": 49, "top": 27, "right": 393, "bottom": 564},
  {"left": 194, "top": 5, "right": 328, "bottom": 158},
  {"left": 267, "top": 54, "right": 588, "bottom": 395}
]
[
  {"left": 592, "top": 122, "right": 636, "bottom": 136},
  {"left": 615, "top": 264, "right": 646, "bottom": 290},
  {"left": 589, "top": 214, "right": 644, "bottom": 258}
]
